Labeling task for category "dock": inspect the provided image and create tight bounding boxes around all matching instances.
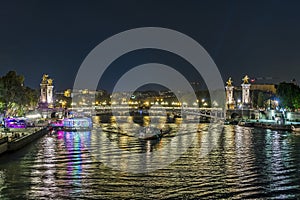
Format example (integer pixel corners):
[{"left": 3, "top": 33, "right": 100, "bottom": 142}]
[
  {"left": 0, "top": 136, "right": 8, "bottom": 154},
  {"left": 0, "top": 127, "right": 49, "bottom": 155},
  {"left": 238, "top": 119, "right": 300, "bottom": 131}
]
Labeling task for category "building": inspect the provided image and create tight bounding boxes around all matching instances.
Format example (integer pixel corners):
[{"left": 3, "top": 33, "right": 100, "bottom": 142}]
[{"left": 250, "top": 84, "right": 276, "bottom": 94}]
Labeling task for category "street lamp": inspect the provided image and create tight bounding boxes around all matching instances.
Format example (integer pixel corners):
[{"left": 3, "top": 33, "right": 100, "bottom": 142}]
[{"left": 237, "top": 99, "right": 242, "bottom": 109}]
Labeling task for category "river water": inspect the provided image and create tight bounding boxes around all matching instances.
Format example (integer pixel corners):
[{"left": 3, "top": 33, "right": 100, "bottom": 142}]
[{"left": 0, "top": 118, "right": 300, "bottom": 199}]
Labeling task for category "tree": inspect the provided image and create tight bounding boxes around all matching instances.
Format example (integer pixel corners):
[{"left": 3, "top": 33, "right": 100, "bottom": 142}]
[
  {"left": 0, "top": 71, "right": 38, "bottom": 116},
  {"left": 24, "top": 87, "right": 39, "bottom": 108},
  {"left": 251, "top": 90, "right": 258, "bottom": 108},
  {"left": 276, "top": 82, "right": 300, "bottom": 111},
  {"left": 257, "top": 91, "right": 266, "bottom": 108}
]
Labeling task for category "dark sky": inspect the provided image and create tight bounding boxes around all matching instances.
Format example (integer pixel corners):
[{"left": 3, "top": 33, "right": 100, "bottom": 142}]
[{"left": 1, "top": 0, "right": 300, "bottom": 91}]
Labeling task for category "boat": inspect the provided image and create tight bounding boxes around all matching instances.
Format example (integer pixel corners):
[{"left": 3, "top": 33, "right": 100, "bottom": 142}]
[
  {"left": 291, "top": 125, "right": 300, "bottom": 133},
  {"left": 4, "top": 117, "right": 27, "bottom": 131},
  {"left": 136, "top": 126, "right": 171, "bottom": 140},
  {"left": 100, "top": 124, "right": 171, "bottom": 139},
  {"left": 101, "top": 126, "right": 128, "bottom": 135},
  {"left": 49, "top": 117, "right": 93, "bottom": 131},
  {"left": 62, "top": 117, "right": 92, "bottom": 131},
  {"left": 49, "top": 119, "right": 64, "bottom": 130},
  {"left": 267, "top": 124, "right": 292, "bottom": 131},
  {"left": 238, "top": 120, "right": 254, "bottom": 127},
  {"left": 253, "top": 123, "right": 292, "bottom": 131}
]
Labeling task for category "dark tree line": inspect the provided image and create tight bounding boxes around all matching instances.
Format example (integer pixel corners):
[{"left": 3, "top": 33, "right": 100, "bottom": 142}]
[
  {"left": 276, "top": 82, "right": 300, "bottom": 111},
  {"left": 251, "top": 90, "right": 270, "bottom": 109},
  {"left": 0, "top": 71, "right": 38, "bottom": 116}
]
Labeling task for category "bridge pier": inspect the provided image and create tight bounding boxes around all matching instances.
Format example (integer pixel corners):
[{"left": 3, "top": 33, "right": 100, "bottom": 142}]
[{"left": 226, "top": 109, "right": 259, "bottom": 120}]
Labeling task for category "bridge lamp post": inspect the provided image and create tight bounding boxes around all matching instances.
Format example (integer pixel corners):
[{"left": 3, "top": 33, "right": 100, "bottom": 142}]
[
  {"left": 274, "top": 100, "right": 279, "bottom": 110},
  {"left": 237, "top": 99, "right": 242, "bottom": 109}
]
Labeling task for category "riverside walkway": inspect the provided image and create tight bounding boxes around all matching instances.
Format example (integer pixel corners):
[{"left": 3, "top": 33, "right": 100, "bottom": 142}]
[
  {"left": 0, "top": 127, "right": 48, "bottom": 154},
  {"left": 0, "top": 127, "right": 44, "bottom": 142}
]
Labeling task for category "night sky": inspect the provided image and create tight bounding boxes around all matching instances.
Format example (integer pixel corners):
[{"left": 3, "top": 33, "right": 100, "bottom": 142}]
[{"left": 1, "top": 0, "right": 300, "bottom": 91}]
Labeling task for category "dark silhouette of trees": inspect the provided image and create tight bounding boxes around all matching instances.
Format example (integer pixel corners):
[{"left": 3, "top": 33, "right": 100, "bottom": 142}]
[
  {"left": 276, "top": 82, "right": 300, "bottom": 111},
  {"left": 0, "top": 71, "right": 38, "bottom": 116}
]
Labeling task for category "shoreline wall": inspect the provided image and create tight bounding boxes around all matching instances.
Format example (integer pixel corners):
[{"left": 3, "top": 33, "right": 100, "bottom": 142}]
[{"left": 7, "top": 128, "right": 48, "bottom": 152}]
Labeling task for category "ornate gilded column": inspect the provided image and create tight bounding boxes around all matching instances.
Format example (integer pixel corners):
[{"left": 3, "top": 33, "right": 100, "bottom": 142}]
[
  {"left": 225, "top": 77, "right": 235, "bottom": 109},
  {"left": 39, "top": 74, "right": 54, "bottom": 108},
  {"left": 241, "top": 75, "right": 251, "bottom": 107}
]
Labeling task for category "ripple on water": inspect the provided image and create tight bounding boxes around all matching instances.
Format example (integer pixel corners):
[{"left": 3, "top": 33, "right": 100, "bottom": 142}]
[{"left": 0, "top": 124, "right": 300, "bottom": 199}]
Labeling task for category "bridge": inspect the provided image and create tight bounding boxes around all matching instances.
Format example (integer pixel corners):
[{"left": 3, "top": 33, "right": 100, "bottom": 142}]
[
  {"left": 69, "top": 106, "right": 226, "bottom": 120},
  {"left": 44, "top": 105, "right": 266, "bottom": 121}
]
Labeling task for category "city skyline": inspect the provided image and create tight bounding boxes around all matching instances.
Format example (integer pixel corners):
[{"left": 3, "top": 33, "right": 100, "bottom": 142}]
[
  {"left": 1, "top": 1, "right": 300, "bottom": 91},
  {"left": 2, "top": 2, "right": 300, "bottom": 199}
]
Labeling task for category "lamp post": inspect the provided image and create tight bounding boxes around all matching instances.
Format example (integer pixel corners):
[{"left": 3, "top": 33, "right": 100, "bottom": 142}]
[{"left": 269, "top": 91, "right": 272, "bottom": 110}]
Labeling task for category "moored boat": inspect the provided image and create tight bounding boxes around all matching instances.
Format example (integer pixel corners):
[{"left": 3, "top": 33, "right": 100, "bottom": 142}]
[
  {"left": 49, "top": 119, "right": 64, "bottom": 130},
  {"left": 253, "top": 123, "right": 292, "bottom": 131},
  {"left": 136, "top": 126, "right": 171, "bottom": 140},
  {"left": 4, "top": 117, "right": 27, "bottom": 129},
  {"left": 291, "top": 125, "right": 300, "bottom": 133},
  {"left": 62, "top": 117, "right": 93, "bottom": 131},
  {"left": 49, "top": 117, "right": 92, "bottom": 131},
  {"left": 101, "top": 126, "right": 128, "bottom": 135},
  {"left": 238, "top": 120, "right": 254, "bottom": 127},
  {"left": 267, "top": 124, "right": 292, "bottom": 131}
]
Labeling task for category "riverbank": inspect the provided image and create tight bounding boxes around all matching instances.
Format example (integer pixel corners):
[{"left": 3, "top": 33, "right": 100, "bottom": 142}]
[
  {"left": 0, "top": 127, "right": 48, "bottom": 155},
  {"left": 238, "top": 119, "right": 300, "bottom": 131}
]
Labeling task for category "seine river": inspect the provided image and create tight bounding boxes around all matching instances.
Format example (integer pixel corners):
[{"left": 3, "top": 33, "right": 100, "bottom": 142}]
[{"left": 1, "top": 117, "right": 300, "bottom": 199}]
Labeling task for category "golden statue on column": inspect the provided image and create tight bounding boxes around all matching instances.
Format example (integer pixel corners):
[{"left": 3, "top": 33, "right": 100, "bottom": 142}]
[
  {"left": 242, "top": 75, "right": 249, "bottom": 84},
  {"left": 39, "top": 74, "right": 54, "bottom": 108},
  {"left": 241, "top": 75, "right": 251, "bottom": 107},
  {"left": 225, "top": 77, "right": 235, "bottom": 109}
]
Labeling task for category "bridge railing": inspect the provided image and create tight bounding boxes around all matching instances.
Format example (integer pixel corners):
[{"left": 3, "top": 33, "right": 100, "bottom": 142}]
[{"left": 70, "top": 106, "right": 225, "bottom": 119}]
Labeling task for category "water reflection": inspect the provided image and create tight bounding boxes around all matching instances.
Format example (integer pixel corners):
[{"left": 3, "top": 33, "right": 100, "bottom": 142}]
[
  {"left": 0, "top": 120, "right": 299, "bottom": 199},
  {"left": 90, "top": 120, "right": 198, "bottom": 173}
]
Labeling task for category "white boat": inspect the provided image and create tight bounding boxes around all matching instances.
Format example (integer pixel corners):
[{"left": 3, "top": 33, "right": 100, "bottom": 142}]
[
  {"left": 291, "top": 125, "right": 300, "bottom": 133},
  {"left": 136, "top": 127, "right": 171, "bottom": 140},
  {"left": 137, "top": 127, "right": 162, "bottom": 140},
  {"left": 62, "top": 117, "right": 92, "bottom": 131}
]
